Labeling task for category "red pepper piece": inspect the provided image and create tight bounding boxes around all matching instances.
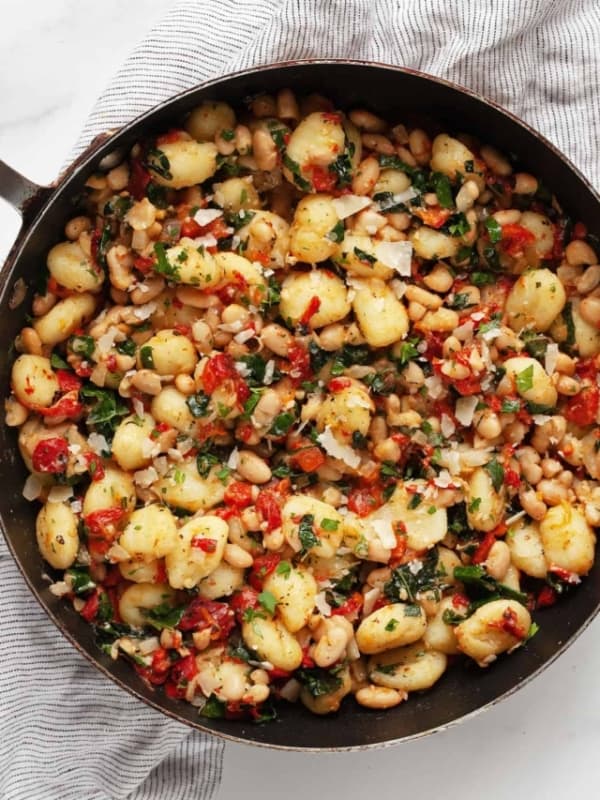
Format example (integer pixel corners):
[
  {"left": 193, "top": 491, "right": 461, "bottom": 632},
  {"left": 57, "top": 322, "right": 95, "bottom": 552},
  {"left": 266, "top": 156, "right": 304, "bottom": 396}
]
[
  {"left": 32, "top": 437, "right": 69, "bottom": 474},
  {"left": 248, "top": 553, "right": 281, "bottom": 591}
]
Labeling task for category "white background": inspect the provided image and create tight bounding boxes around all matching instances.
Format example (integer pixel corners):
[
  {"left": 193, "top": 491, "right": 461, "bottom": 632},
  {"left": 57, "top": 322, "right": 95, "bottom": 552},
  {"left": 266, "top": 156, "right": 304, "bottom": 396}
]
[{"left": 1, "top": 2, "right": 599, "bottom": 797}]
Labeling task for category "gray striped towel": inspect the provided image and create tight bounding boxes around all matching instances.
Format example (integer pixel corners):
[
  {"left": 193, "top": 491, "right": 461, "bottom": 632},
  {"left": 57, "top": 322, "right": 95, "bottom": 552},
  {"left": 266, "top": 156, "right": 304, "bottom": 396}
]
[{"left": 1, "top": 1, "right": 599, "bottom": 798}]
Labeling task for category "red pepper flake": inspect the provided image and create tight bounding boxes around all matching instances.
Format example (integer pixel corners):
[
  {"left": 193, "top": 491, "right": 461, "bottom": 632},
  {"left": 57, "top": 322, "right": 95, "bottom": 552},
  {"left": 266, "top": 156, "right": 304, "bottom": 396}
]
[
  {"left": 493, "top": 607, "right": 526, "bottom": 639},
  {"left": 299, "top": 296, "right": 321, "bottom": 328}
]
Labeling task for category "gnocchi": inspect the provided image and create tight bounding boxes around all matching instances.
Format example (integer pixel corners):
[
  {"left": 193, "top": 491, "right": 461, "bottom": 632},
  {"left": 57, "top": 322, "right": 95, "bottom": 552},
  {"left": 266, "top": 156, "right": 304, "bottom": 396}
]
[{"left": 10, "top": 88, "right": 599, "bottom": 724}]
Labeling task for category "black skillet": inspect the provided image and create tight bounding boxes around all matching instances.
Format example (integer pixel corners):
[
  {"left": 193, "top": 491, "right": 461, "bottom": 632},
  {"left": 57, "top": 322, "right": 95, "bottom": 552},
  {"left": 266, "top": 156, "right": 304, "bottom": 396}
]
[{"left": 1, "top": 60, "right": 599, "bottom": 750}]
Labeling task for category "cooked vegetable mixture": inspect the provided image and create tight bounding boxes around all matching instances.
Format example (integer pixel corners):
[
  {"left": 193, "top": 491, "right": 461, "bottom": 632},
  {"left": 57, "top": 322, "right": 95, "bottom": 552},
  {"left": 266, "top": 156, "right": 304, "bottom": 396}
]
[{"left": 7, "top": 89, "right": 600, "bottom": 720}]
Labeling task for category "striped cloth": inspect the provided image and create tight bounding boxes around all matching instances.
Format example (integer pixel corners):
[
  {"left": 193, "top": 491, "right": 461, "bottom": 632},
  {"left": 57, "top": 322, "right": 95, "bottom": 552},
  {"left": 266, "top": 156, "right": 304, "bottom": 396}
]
[{"left": 2, "top": 1, "right": 599, "bottom": 798}]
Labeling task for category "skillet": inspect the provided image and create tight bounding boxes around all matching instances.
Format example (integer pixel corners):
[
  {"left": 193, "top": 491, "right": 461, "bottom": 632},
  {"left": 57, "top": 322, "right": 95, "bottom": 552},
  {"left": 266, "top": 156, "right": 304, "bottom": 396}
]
[{"left": 1, "top": 60, "right": 599, "bottom": 750}]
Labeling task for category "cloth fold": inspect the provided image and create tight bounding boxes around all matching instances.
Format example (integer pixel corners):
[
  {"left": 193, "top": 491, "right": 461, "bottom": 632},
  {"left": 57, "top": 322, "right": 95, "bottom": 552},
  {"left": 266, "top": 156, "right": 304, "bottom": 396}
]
[{"left": 2, "top": 0, "right": 600, "bottom": 797}]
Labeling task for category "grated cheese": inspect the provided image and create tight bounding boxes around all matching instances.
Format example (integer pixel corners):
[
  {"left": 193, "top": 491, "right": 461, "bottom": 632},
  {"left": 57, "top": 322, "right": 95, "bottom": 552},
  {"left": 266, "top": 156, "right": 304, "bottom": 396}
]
[
  {"left": 371, "top": 518, "right": 397, "bottom": 549},
  {"left": 88, "top": 432, "right": 110, "bottom": 455},
  {"left": 133, "top": 466, "right": 158, "bottom": 488}
]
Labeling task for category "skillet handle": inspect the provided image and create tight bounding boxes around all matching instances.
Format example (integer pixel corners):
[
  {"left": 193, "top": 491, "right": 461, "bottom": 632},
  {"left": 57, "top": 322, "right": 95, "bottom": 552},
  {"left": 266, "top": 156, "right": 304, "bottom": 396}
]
[{"left": 0, "top": 160, "right": 49, "bottom": 217}]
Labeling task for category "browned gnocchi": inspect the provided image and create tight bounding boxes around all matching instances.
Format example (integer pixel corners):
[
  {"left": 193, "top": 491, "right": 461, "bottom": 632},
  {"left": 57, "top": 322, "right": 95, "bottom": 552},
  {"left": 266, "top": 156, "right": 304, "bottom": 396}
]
[{"left": 7, "top": 88, "right": 600, "bottom": 723}]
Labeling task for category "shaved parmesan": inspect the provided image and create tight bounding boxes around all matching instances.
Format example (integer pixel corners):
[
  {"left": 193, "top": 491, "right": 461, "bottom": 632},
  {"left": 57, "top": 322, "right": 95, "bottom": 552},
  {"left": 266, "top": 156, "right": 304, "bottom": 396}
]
[
  {"left": 441, "top": 413, "right": 456, "bottom": 438},
  {"left": 263, "top": 359, "right": 275, "bottom": 385},
  {"left": 48, "top": 486, "right": 73, "bottom": 503},
  {"left": 362, "top": 587, "right": 381, "bottom": 617},
  {"left": 192, "top": 233, "right": 218, "bottom": 249},
  {"left": 331, "top": 194, "right": 372, "bottom": 219},
  {"left": 391, "top": 279, "right": 408, "bottom": 299},
  {"left": 424, "top": 375, "right": 444, "bottom": 399},
  {"left": 22, "top": 474, "right": 42, "bottom": 501},
  {"left": 455, "top": 396, "right": 479, "bottom": 427},
  {"left": 314, "top": 591, "right": 332, "bottom": 617},
  {"left": 234, "top": 361, "right": 252, "bottom": 378},
  {"left": 219, "top": 319, "right": 245, "bottom": 333},
  {"left": 374, "top": 240, "right": 413, "bottom": 276},
  {"left": 454, "top": 320, "right": 475, "bottom": 341},
  {"left": 227, "top": 448, "right": 240, "bottom": 470},
  {"left": 371, "top": 518, "right": 396, "bottom": 549},
  {"left": 317, "top": 426, "right": 361, "bottom": 469},
  {"left": 96, "top": 326, "right": 121, "bottom": 355},
  {"left": 134, "top": 467, "right": 158, "bottom": 488},
  {"left": 132, "top": 302, "right": 157, "bottom": 321},
  {"left": 545, "top": 342, "right": 559, "bottom": 375},
  {"left": 132, "top": 397, "right": 145, "bottom": 419},
  {"left": 49, "top": 581, "right": 70, "bottom": 597},
  {"left": 506, "top": 509, "right": 526, "bottom": 526},
  {"left": 141, "top": 438, "right": 160, "bottom": 458},
  {"left": 153, "top": 456, "right": 169, "bottom": 476},
  {"left": 532, "top": 414, "right": 553, "bottom": 426},
  {"left": 234, "top": 328, "right": 256, "bottom": 344},
  {"left": 85, "top": 434, "right": 108, "bottom": 457},
  {"left": 193, "top": 208, "right": 223, "bottom": 226}
]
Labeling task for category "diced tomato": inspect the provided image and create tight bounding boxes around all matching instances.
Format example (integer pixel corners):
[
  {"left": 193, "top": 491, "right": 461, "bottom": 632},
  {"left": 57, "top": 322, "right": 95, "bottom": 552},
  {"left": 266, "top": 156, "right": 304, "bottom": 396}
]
[
  {"left": 165, "top": 654, "right": 198, "bottom": 699},
  {"left": 229, "top": 588, "right": 260, "bottom": 625},
  {"left": 174, "top": 324, "right": 192, "bottom": 338},
  {"left": 301, "top": 646, "right": 315, "bottom": 669},
  {"left": 256, "top": 488, "right": 284, "bottom": 532},
  {"left": 537, "top": 585, "right": 557, "bottom": 608},
  {"left": 308, "top": 164, "right": 336, "bottom": 192},
  {"left": 128, "top": 158, "right": 151, "bottom": 201},
  {"left": 289, "top": 446, "right": 326, "bottom": 473},
  {"left": 572, "top": 222, "right": 588, "bottom": 240},
  {"left": 322, "top": 112, "right": 342, "bottom": 124},
  {"left": 32, "top": 437, "right": 69, "bottom": 474},
  {"left": 84, "top": 452, "right": 105, "bottom": 482},
  {"left": 287, "top": 342, "right": 312, "bottom": 384},
  {"left": 327, "top": 377, "right": 351, "bottom": 393},
  {"left": 178, "top": 598, "right": 235, "bottom": 639},
  {"left": 248, "top": 553, "right": 281, "bottom": 591},
  {"left": 85, "top": 507, "right": 126, "bottom": 539},
  {"left": 152, "top": 647, "right": 172, "bottom": 674},
  {"left": 156, "top": 129, "right": 185, "bottom": 145},
  {"left": 575, "top": 358, "right": 599, "bottom": 381},
  {"left": 472, "top": 531, "right": 496, "bottom": 564},
  {"left": 267, "top": 666, "right": 292, "bottom": 680},
  {"left": 452, "top": 592, "right": 470, "bottom": 609},
  {"left": 347, "top": 486, "right": 383, "bottom": 517},
  {"left": 413, "top": 206, "right": 451, "bottom": 229},
  {"left": 80, "top": 591, "right": 100, "bottom": 623},
  {"left": 36, "top": 391, "right": 83, "bottom": 419},
  {"left": 56, "top": 370, "right": 82, "bottom": 393},
  {"left": 565, "top": 385, "right": 599, "bottom": 427},
  {"left": 504, "top": 467, "right": 521, "bottom": 488},
  {"left": 453, "top": 375, "right": 482, "bottom": 396},
  {"left": 500, "top": 223, "right": 536, "bottom": 257},
  {"left": 331, "top": 591, "right": 363, "bottom": 618},
  {"left": 299, "top": 295, "right": 321, "bottom": 328},
  {"left": 46, "top": 276, "right": 71, "bottom": 298},
  {"left": 180, "top": 218, "right": 204, "bottom": 238},
  {"left": 133, "top": 255, "right": 155, "bottom": 273},
  {"left": 202, "top": 353, "right": 237, "bottom": 394},
  {"left": 224, "top": 480, "right": 254, "bottom": 509},
  {"left": 191, "top": 537, "right": 218, "bottom": 553}
]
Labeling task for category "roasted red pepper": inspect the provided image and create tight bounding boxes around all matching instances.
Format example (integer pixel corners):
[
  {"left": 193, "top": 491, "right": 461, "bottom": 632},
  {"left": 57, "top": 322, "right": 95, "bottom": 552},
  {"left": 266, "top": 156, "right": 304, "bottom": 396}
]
[
  {"left": 32, "top": 437, "right": 69, "bottom": 474},
  {"left": 565, "top": 386, "right": 599, "bottom": 427},
  {"left": 248, "top": 553, "right": 281, "bottom": 591},
  {"left": 223, "top": 481, "right": 254, "bottom": 509}
]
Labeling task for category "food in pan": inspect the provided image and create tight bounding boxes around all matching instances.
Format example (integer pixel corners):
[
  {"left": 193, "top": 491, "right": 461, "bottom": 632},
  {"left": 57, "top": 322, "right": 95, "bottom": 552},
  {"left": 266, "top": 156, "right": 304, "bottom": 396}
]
[{"left": 6, "top": 88, "right": 600, "bottom": 720}]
